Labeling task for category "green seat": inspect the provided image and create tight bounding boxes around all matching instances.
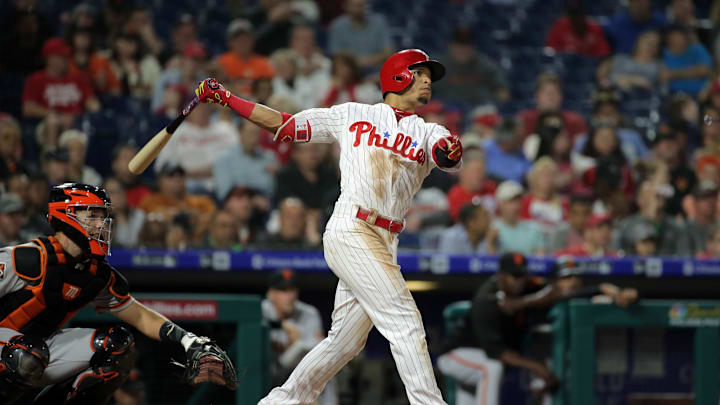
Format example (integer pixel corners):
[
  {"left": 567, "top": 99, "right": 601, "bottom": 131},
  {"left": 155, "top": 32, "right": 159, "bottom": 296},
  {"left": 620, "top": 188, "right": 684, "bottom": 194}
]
[{"left": 442, "top": 300, "right": 472, "bottom": 405}]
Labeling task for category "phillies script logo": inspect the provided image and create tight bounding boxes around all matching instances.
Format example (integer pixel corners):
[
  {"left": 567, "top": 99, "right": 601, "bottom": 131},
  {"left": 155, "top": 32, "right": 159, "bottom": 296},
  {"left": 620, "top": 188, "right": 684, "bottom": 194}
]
[{"left": 350, "top": 121, "right": 426, "bottom": 165}]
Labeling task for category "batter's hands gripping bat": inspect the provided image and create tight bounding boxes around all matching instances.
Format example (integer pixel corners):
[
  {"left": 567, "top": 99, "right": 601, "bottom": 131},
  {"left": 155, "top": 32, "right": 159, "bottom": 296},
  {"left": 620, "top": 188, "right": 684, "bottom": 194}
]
[{"left": 127, "top": 81, "right": 220, "bottom": 174}]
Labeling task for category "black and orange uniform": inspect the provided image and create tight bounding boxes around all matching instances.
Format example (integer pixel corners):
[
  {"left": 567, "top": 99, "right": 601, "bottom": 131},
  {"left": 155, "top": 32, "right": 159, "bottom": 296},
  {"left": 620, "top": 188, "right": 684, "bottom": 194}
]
[
  {"left": 0, "top": 184, "right": 137, "bottom": 405},
  {"left": 0, "top": 235, "right": 133, "bottom": 338},
  {"left": 0, "top": 183, "right": 235, "bottom": 404}
]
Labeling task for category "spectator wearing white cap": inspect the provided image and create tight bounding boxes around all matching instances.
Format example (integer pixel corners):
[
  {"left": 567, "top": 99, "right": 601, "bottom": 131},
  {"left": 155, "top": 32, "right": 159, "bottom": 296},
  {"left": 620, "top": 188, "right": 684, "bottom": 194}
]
[
  {"left": 58, "top": 129, "right": 102, "bottom": 186},
  {"left": 492, "top": 181, "right": 545, "bottom": 256}
]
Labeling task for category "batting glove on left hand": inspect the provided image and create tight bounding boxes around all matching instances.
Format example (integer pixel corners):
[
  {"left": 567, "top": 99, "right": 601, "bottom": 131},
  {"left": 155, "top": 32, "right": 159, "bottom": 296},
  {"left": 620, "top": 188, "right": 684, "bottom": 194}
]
[{"left": 195, "top": 78, "right": 231, "bottom": 106}]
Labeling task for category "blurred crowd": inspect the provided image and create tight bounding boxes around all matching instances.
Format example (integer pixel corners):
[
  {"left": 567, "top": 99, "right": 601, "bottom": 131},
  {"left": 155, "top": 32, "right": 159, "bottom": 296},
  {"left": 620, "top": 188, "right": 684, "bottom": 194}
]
[{"left": 1, "top": 0, "right": 720, "bottom": 258}]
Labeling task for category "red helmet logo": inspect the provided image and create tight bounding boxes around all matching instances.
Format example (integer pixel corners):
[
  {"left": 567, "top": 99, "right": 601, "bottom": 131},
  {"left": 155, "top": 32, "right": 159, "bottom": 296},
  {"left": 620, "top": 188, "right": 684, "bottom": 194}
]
[{"left": 380, "top": 49, "right": 445, "bottom": 96}]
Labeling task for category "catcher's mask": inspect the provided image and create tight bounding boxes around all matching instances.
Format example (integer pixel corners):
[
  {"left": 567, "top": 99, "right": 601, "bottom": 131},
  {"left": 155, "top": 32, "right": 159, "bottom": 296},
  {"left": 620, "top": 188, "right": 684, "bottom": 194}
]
[{"left": 48, "top": 183, "right": 113, "bottom": 257}]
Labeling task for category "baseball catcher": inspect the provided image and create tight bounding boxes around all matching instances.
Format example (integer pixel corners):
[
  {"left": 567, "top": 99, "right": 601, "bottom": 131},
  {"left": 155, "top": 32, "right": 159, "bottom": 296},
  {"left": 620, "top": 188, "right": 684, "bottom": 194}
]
[{"left": 0, "top": 183, "right": 237, "bottom": 405}]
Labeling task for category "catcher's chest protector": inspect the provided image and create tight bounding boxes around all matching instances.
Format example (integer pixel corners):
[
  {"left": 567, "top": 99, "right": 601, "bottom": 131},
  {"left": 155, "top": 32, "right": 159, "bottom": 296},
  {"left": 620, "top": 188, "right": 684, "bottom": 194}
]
[{"left": 0, "top": 237, "right": 114, "bottom": 338}]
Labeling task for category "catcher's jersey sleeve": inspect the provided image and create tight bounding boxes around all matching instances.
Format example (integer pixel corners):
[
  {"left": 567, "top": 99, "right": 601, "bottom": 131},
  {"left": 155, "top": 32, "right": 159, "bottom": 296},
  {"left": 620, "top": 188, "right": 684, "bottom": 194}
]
[
  {"left": 0, "top": 247, "right": 30, "bottom": 297},
  {"left": 93, "top": 267, "right": 135, "bottom": 313},
  {"left": 292, "top": 104, "right": 348, "bottom": 144}
]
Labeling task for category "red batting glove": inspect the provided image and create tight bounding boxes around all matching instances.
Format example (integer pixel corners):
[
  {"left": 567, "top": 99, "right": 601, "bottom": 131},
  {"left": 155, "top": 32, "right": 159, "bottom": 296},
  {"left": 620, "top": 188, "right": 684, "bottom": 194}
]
[
  {"left": 437, "top": 135, "right": 463, "bottom": 161},
  {"left": 195, "top": 78, "right": 231, "bottom": 106}
]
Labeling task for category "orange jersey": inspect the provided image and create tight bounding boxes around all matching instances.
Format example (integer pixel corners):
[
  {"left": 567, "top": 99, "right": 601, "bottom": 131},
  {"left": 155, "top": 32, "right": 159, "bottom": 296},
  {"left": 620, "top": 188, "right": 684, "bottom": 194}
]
[{"left": 217, "top": 52, "right": 274, "bottom": 95}]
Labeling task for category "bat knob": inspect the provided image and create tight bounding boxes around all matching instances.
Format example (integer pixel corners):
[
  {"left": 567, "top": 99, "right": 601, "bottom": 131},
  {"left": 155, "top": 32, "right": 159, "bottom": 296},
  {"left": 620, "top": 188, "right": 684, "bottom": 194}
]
[{"left": 207, "top": 78, "right": 220, "bottom": 90}]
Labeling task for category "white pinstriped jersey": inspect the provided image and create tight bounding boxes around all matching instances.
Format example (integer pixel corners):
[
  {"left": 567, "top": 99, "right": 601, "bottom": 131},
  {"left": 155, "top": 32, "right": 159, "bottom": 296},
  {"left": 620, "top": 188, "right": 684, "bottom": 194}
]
[{"left": 293, "top": 102, "right": 460, "bottom": 220}]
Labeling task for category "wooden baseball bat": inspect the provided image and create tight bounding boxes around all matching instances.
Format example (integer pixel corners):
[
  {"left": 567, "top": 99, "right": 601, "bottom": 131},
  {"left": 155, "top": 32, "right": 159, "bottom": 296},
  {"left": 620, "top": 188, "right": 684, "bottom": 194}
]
[
  {"left": 128, "top": 78, "right": 224, "bottom": 175},
  {"left": 127, "top": 96, "right": 200, "bottom": 175}
]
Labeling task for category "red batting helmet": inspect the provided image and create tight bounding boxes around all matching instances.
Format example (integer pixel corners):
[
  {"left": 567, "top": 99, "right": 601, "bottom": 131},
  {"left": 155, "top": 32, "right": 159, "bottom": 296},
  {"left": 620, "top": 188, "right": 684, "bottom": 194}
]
[{"left": 380, "top": 49, "right": 445, "bottom": 96}]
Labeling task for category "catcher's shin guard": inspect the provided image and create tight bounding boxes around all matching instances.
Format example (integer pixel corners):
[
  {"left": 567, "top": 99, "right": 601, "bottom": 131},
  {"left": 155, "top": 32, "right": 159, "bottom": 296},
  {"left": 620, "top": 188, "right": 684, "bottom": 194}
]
[
  {"left": 0, "top": 334, "right": 50, "bottom": 404},
  {"left": 34, "top": 326, "right": 137, "bottom": 405}
]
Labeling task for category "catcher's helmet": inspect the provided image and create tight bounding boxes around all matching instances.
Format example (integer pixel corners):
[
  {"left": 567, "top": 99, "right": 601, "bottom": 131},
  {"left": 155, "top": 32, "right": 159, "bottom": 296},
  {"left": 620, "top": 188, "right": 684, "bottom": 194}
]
[
  {"left": 380, "top": 49, "right": 445, "bottom": 97},
  {"left": 48, "top": 183, "right": 113, "bottom": 257}
]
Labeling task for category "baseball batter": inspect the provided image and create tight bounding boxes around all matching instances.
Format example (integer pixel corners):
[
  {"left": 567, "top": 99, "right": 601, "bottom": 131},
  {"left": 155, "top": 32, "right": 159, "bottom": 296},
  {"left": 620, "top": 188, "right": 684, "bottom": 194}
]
[{"left": 196, "top": 49, "right": 463, "bottom": 405}]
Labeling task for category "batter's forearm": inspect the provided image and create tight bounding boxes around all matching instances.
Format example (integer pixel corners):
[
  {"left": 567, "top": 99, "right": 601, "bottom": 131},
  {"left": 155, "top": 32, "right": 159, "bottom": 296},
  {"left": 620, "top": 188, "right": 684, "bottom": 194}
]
[
  {"left": 227, "top": 95, "right": 284, "bottom": 133},
  {"left": 249, "top": 103, "right": 285, "bottom": 132},
  {"left": 196, "top": 78, "right": 291, "bottom": 134}
]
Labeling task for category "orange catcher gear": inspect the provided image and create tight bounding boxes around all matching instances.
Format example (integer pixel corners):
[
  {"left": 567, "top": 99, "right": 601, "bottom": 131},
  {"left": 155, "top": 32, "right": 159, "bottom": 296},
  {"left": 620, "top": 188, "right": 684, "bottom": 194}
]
[{"left": 47, "top": 183, "right": 113, "bottom": 257}]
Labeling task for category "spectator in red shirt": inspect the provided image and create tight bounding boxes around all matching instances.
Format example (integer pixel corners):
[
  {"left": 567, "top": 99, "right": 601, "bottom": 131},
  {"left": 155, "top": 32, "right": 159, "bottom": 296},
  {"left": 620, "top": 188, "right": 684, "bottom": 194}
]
[
  {"left": 521, "top": 157, "right": 569, "bottom": 227},
  {"left": 555, "top": 213, "right": 616, "bottom": 257},
  {"left": 545, "top": 0, "right": 611, "bottom": 58},
  {"left": 517, "top": 72, "right": 588, "bottom": 140},
  {"left": 22, "top": 38, "right": 101, "bottom": 148},
  {"left": 447, "top": 149, "right": 497, "bottom": 222}
]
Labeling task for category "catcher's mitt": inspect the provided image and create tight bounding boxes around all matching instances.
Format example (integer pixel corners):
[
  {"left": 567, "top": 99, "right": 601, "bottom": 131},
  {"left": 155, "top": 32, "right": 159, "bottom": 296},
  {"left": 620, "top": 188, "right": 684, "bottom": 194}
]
[{"left": 173, "top": 336, "right": 239, "bottom": 390}]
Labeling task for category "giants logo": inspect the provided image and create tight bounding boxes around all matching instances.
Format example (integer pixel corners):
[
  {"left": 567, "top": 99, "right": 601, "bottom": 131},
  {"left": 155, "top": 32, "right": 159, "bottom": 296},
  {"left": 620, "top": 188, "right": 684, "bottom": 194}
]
[
  {"left": 62, "top": 283, "right": 81, "bottom": 300},
  {"left": 350, "top": 121, "right": 426, "bottom": 165}
]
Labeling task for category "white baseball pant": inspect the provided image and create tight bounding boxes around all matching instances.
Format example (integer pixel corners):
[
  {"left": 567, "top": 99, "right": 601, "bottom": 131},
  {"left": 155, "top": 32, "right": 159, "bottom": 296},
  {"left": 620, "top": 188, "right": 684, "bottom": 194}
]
[
  {"left": 259, "top": 212, "right": 446, "bottom": 405},
  {"left": 437, "top": 348, "right": 504, "bottom": 405}
]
